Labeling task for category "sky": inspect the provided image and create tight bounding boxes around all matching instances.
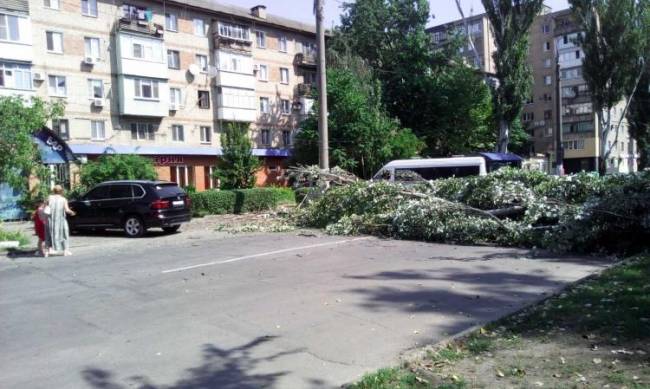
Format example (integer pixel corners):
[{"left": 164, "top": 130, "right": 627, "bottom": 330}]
[{"left": 220, "top": 0, "right": 571, "bottom": 28}]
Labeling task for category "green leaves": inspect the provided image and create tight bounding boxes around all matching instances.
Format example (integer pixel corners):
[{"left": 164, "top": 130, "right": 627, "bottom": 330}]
[
  {"left": 214, "top": 123, "right": 260, "bottom": 189},
  {"left": 79, "top": 154, "right": 157, "bottom": 189}
]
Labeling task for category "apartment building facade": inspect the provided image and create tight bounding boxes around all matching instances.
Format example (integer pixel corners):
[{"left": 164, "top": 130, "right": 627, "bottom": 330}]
[
  {"left": 429, "top": 6, "right": 638, "bottom": 174},
  {"left": 0, "top": 0, "right": 317, "bottom": 190}
]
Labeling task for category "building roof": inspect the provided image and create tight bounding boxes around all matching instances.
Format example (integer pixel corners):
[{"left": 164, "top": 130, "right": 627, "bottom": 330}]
[{"left": 166, "top": 0, "right": 317, "bottom": 35}]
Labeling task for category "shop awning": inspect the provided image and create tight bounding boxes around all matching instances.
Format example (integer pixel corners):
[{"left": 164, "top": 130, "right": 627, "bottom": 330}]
[
  {"left": 68, "top": 144, "right": 291, "bottom": 157},
  {"left": 34, "top": 129, "right": 76, "bottom": 164}
]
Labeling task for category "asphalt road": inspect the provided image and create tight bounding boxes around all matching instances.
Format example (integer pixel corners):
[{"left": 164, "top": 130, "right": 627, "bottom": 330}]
[{"left": 0, "top": 232, "right": 606, "bottom": 388}]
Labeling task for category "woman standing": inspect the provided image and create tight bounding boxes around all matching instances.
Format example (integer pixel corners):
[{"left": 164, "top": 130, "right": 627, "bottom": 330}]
[{"left": 47, "top": 185, "right": 75, "bottom": 256}]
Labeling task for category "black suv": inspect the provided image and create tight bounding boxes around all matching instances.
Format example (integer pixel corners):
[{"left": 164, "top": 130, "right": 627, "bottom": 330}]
[{"left": 69, "top": 181, "right": 192, "bottom": 237}]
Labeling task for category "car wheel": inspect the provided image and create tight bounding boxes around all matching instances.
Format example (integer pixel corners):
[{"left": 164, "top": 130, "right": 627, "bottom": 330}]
[
  {"left": 162, "top": 225, "right": 181, "bottom": 234},
  {"left": 123, "top": 216, "right": 145, "bottom": 238}
]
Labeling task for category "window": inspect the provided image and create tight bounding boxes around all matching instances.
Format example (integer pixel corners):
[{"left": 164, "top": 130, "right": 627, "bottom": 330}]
[
  {"left": 196, "top": 54, "right": 208, "bottom": 72},
  {"left": 522, "top": 112, "right": 534, "bottom": 121},
  {"left": 563, "top": 35, "right": 569, "bottom": 44},
  {"left": 280, "top": 68, "right": 289, "bottom": 84},
  {"left": 279, "top": 36, "right": 288, "bottom": 52},
  {"left": 84, "top": 37, "right": 100, "bottom": 60},
  {"left": 81, "top": 0, "right": 98, "bottom": 17},
  {"left": 86, "top": 185, "right": 110, "bottom": 200},
  {"left": 218, "top": 22, "right": 250, "bottom": 41},
  {"left": 563, "top": 140, "right": 585, "bottom": 150},
  {"left": 170, "top": 166, "right": 194, "bottom": 188},
  {"left": 280, "top": 99, "right": 290, "bottom": 114},
  {"left": 109, "top": 185, "right": 133, "bottom": 199},
  {"left": 258, "top": 64, "right": 268, "bottom": 81},
  {"left": 91, "top": 120, "right": 105, "bottom": 140},
  {"left": 88, "top": 79, "right": 103, "bottom": 98},
  {"left": 44, "top": 0, "right": 60, "bottom": 9},
  {"left": 193, "top": 19, "right": 207, "bottom": 36},
  {"left": 204, "top": 166, "right": 218, "bottom": 189},
  {"left": 48, "top": 75, "right": 66, "bottom": 96},
  {"left": 259, "top": 97, "right": 269, "bottom": 113},
  {"left": 544, "top": 75, "right": 552, "bottom": 86},
  {"left": 198, "top": 90, "right": 210, "bottom": 109},
  {"left": 575, "top": 50, "right": 581, "bottom": 59},
  {"left": 134, "top": 78, "right": 159, "bottom": 99},
  {"left": 130, "top": 123, "right": 155, "bottom": 140},
  {"left": 261, "top": 129, "right": 271, "bottom": 145},
  {"left": 172, "top": 125, "right": 184, "bottom": 142},
  {"left": 0, "top": 14, "right": 20, "bottom": 42},
  {"left": 167, "top": 50, "right": 180, "bottom": 69},
  {"left": 544, "top": 41, "right": 550, "bottom": 52},
  {"left": 282, "top": 130, "right": 291, "bottom": 146},
  {"left": 0, "top": 62, "right": 32, "bottom": 90},
  {"left": 52, "top": 119, "right": 69, "bottom": 140},
  {"left": 544, "top": 58, "right": 552, "bottom": 68},
  {"left": 544, "top": 110, "right": 552, "bottom": 120},
  {"left": 165, "top": 13, "right": 177, "bottom": 31},
  {"left": 132, "top": 43, "right": 143, "bottom": 58},
  {"left": 543, "top": 93, "right": 552, "bottom": 102},
  {"left": 255, "top": 30, "right": 266, "bottom": 48},
  {"left": 432, "top": 31, "right": 445, "bottom": 43},
  {"left": 542, "top": 24, "right": 550, "bottom": 34},
  {"left": 200, "top": 126, "right": 211, "bottom": 144},
  {"left": 46, "top": 31, "right": 63, "bottom": 53},
  {"left": 561, "top": 67, "right": 583, "bottom": 80},
  {"left": 170, "top": 87, "right": 182, "bottom": 105},
  {"left": 304, "top": 71, "right": 317, "bottom": 84}
]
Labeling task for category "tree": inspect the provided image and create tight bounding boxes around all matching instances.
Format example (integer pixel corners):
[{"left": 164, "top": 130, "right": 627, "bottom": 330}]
[
  {"left": 482, "top": 0, "right": 543, "bottom": 153},
  {"left": 628, "top": 69, "right": 650, "bottom": 169},
  {"left": 79, "top": 154, "right": 157, "bottom": 189},
  {"left": 214, "top": 123, "right": 260, "bottom": 189},
  {"left": 293, "top": 57, "right": 423, "bottom": 179},
  {"left": 0, "top": 96, "right": 64, "bottom": 189},
  {"left": 569, "top": 0, "right": 649, "bottom": 174},
  {"left": 334, "top": 0, "right": 497, "bottom": 157}
]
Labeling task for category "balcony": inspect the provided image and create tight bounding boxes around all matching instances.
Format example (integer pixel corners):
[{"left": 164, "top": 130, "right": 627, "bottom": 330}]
[
  {"left": 118, "top": 17, "right": 164, "bottom": 37},
  {"left": 295, "top": 52, "right": 317, "bottom": 68},
  {"left": 296, "top": 83, "right": 313, "bottom": 97}
]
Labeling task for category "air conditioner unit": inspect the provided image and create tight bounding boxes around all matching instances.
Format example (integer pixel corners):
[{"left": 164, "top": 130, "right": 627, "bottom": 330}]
[
  {"left": 83, "top": 56, "right": 96, "bottom": 65},
  {"left": 33, "top": 72, "right": 44, "bottom": 81},
  {"left": 93, "top": 98, "right": 104, "bottom": 107}
]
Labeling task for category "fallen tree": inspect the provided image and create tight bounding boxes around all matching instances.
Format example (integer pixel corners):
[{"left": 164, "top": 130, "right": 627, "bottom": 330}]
[{"left": 288, "top": 166, "right": 650, "bottom": 254}]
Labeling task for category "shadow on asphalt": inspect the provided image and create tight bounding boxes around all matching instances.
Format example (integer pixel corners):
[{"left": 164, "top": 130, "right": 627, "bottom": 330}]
[
  {"left": 71, "top": 229, "right": 175, "bottom": 239},
  {"left": 81, "top": 336, "right": 299, "bottom": 389}
]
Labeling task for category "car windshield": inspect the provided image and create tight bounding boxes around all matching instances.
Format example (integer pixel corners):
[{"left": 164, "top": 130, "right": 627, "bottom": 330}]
[{"left": 155, "top": 183, "right": 185, "bottom": 197}]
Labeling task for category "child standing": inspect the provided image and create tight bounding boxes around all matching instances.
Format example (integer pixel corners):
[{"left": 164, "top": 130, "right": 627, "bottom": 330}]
[{"left": 32, "top": 200, "right": 49, "bottom": 257}]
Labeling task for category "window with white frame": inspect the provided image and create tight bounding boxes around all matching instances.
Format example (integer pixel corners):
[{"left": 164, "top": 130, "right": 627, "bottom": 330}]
[
  {"left": 261, "top": 129, "right": 270, "bottom": 145},
  {"left": 282, "top": 130, "right": 291, "bottom": 146},
  {"left": 165, "top": 13, "right": 177, "bottom": 31},
  {"left": 217, "top": 86, "right": 256, "bottom": 110},
  {"left": 167, "top": 50, "right": 180, "bottom": 69},
  {"left": 302, "top": 42, "right": 316, "bottom": 56},
  {"left": 91, "top": 120, "right": 105, "bottom": 140},
  {"left": 432, "top": 31, "right": 444, "bottom": 43},
  {"left": 255, "top": 30, "right": 266, "bottom": 48},
  {"left": 196, "top": 54, "right": 208, "bottom": 72},
  {"left": 84, "top": 37, "right": 100, "bottom": 60},
  {"left": 193, "top": 19, "right": 207, "bottom": 36},
  {"left": 44, "top": 0, "right": 60, "bottom": 10},
  {"left": 258, "top": 64, "right": 268, "bottom": 81},
  {"left": 171, "top": 124, "right": 184, "bottom": 142},
  {"left": 133, "top": 42, "right": 143, "bottom": 58},
  {"left": 0, "top": 14, "right": 20, "bottom": 42},
  {"left": 52, "top": 119, "right": 69, "bottom": 139},
  {"left": 544, "top": 58, "right": 552, "bottom": 68},
  {"left": 130, "top": 123, "right": 155, "bottom": 140},
  {"left": 134, "top": 78, "right": 159, "bottom": 99},
  {"left": 46, "top": 31, "right": 63, "bottom": 53},
  {"left": 259, "top": 97, "right": 269, "bottom": 113},
  {"left": 218, "top": 22, "right": 250, "bottom": 41},
  {"left": 217, "top": 51, "right": 253, "bottom": 74},
  {"left": 0, "top": 62, "right": 32, "bottom": 90},
  {"left": 542, "top": 24, "right": 550, "bottom": 34},
  {"left": 522, "top": 112, "right": 534, "bottom": 121},
  {"left": 280, "top": 99, "right": 290, "bottom": 114},
  {"left": 544, "top": 75, "right": 552, "bottom": 85},
  {"left": 204, "top": 166, "right": 217, "bottom": 189},
  {"left": 280, "top": 67, "right": 289, "bottom": 84},
  {"left": 469, "top": 22, "right": 481, "bottom": 34},
  {"left": 279, "top": 36, "right": 288, "bottom": 52},
  {"left": 128, "top": 37, "right": 163, "bottom": 62},
  {"left": 170, "top": 87, "right": 182, "bottom": 105},
  {"left": 88, "top": 79, "right": 103, "bottom": 98},
  {"left": 81, "top": 0, "right": 98, "bottom": 17},
  {"left": 48, "top": 75, "right": 66, "bottom": 96},
  {"left": 200, "top": 126, "right": 211, "bottom": 144}
]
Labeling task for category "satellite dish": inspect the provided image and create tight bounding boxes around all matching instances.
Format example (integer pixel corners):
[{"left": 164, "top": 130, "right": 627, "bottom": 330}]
[{"left": 188, "top": 64, "right": 200, "bottom": 76}]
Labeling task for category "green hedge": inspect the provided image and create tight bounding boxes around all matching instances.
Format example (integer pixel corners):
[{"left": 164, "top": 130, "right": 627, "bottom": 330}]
[{"left": 190, "top": 187, "right": 295, "bottom": 215}]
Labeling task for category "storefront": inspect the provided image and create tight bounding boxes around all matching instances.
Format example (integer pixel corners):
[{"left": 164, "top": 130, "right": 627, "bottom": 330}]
[{"left": 68, "top": 144, "right": 290, "bottom": 191}]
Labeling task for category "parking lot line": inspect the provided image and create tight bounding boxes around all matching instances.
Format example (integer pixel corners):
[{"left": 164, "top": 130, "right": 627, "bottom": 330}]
[{"left": 161, "top": 237, "right": 371, "bottom": 274}]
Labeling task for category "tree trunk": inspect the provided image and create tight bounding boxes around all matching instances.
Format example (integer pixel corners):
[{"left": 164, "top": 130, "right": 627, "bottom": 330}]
[
  {"left": 597, "top": 109, "right": 607, "bottom": 176},
  {"left": 497, "top": 119, "right": 509, "bottom": 153}
]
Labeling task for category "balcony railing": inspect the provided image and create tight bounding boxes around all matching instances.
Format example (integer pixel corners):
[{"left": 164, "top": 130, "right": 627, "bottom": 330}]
[
  {"left": 118, "top": 17, "right": 164, "bottom": 37},
  {"left": 296, "top": 83, "right": 313, "bottom": 96},
  {"left": 295, "top": 52, "right": 317, "bottom": 68}
]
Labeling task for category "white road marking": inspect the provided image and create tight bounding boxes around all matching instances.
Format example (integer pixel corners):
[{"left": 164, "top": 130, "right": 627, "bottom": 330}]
[{"left": 161, "top": 237, "right": 371, "bottom": 274}]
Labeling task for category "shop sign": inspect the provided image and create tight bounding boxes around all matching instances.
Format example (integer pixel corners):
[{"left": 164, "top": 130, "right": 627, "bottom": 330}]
[{"left": 153, "top": 156, "right": 185, "bottom": 165}]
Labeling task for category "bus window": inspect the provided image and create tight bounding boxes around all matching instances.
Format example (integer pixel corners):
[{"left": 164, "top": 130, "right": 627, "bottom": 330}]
[{"left": 396, "top": 166, "right": 480, "bottom": 180}]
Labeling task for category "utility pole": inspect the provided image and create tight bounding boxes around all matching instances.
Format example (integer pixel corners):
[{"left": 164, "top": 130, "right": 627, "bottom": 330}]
[
  {"left": 555, "top": 51, "right": 564, "bottom": 176},
  {"left": 315, "top": 0, "right": 329, "bottom": 170}
]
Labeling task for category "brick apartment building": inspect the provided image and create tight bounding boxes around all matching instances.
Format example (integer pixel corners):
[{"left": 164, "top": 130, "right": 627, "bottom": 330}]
[
  {"left": 428, "top": 5, "right": 638, "bottom": 174},
  {"left": 0, "top": 0, "right": 318, "bottom": 191}
]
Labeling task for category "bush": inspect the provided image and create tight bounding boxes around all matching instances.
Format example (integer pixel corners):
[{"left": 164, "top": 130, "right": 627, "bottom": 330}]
[
  {"left": 190, "top": 187, "right": 295, "bottom": 215},
  {"left": 0, "top": 228, "right": 29, "bottom": 246},
  {"left": 80, "top": 154, "right": 157, "bottom": 188}
]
